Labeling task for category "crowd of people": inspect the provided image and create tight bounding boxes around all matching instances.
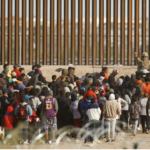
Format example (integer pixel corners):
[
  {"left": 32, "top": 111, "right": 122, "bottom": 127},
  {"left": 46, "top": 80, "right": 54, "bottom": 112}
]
[{"left": 0, "top": 52, "right": 150, "bottom": 146}]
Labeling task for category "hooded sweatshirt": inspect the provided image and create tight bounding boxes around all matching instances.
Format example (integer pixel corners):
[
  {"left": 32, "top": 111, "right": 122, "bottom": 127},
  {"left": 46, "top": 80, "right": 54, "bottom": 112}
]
[
  {"left": 70, "top": 100, "right": 81, "bottom": 119},
  {"left": 83, "top": 90, "right": 97, "bottom": 100},
  {"left": 139, "top": 97, "right": 148, "bottom": 115},
  {"left": 1, "top": 106, "right": 16, "bottom": 129}
]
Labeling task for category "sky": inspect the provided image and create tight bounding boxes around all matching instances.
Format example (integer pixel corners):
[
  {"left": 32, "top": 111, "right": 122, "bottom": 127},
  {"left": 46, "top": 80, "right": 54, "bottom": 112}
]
[{"left": 0, "top": 0, "right": 149, "bottom": 21}]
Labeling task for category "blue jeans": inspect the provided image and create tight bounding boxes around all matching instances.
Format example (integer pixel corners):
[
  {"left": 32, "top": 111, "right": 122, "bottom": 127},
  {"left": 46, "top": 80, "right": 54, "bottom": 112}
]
[
  {"left": 91, "top": 121, "right": 100, "bottom": 140},
  {"left": 84, "top": 119, "right": 90, "bottom": 143},
  {"left": 100, "top": 117, "right": 104, "bottom": 138}
]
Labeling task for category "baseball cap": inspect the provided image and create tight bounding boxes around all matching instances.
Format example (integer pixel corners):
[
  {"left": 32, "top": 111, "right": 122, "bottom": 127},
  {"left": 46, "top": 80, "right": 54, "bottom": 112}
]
[
  {"left": 11, "top": 72, "right": 17, "bottom": 77},
  {"left": 113, "top": 69, "right": 118, "bottom": 74},
  {"left": 142, "top": 52, "right": 148, "bottom": 57},
  {"left": 14, "top": 64, "right": 21, "bottom": 68},
  {"left": 3, "top": 69, "right": 9, "bottom": 74},
  {"left": 24, "top": 94, "right": 30, "bottom": 100},
  {"left": 12, "top": 78, "right": 18, "bottom": 82},
  {"left": 143, "top": 69, "right": 150, "bottom": 74}
]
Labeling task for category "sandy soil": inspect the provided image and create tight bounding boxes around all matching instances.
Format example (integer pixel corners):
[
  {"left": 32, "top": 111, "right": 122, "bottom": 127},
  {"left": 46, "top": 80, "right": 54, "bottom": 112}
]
[
  {"left": 0, "top": 130, "right": 150, "bottom": 149},
  {"left": 0, "top": 65, "right": 137, "bottom": 82}
]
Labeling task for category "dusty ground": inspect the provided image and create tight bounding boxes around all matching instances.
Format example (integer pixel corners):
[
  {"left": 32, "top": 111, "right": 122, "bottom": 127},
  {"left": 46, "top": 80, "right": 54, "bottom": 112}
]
[
  {"left": 0, "top": 130, "right": 150, "bottom": 149},
  {"left": 0, "top": 65, "right": 137, "bottom": 82}
]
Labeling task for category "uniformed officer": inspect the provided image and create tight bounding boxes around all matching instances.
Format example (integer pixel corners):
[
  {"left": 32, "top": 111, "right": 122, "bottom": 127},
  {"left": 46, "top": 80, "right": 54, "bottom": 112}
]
[{"left": 134, "top": 52, "right": 150, "bottom": 71}]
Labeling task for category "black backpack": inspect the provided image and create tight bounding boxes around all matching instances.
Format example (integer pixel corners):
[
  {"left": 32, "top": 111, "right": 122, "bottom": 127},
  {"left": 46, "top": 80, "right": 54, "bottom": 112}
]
[{"left": 17, "top": 105, "right": 28, "bottom": 120}]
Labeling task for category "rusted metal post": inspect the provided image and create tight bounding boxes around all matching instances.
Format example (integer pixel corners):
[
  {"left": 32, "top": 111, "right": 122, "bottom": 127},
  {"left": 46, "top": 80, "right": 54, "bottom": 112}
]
[
  {"left": 78, "top": 0, "right": 82, "bottom": 65},
  {"left": 29, "top": 0, "right": 33, "bottom": 65},
  {"left": 57, "top": 0, "right": 61, "bottom": 65},
  {"left": 50, "top": 0, "right": 54, "bottom": 65},
  {"left": 106, "top": 0, "right": 111, "bottom": 65},
  {"left": 99, "top": 0, "right": 104, "bottom": 65},
  {"left": 22, "top": 0, "right": 26, "bottom": 65},
  {"left": 135, "top": 0, "right": 139, "bottom": 62},
  {"left": 64, "top": 0, "right": 68, "bottom": 65},
  {"left": 1, "top": 0, "right": 5, "bottom": 65},
  {"left": 85, "top": 0, "right": 89, "bottom": 65},
  {"left": 142, "top": 0, "right": 146, "bottom": 52},
  {"left": 8, "top": 0, "right": 12, "bottom": 65},
  {"left": 92, "top": 0, "right": 97, "bottom": 65},
  {"left": 121, "top": 0, "right": 125, "bottom": 65},
  {"left": 43, "top": 0, "right": 47, "bottom": 65},
  {"left": 15, "top": 0, "right": 19, "bottom": 64},
  {"left": 113, "top": 0, "right": 118, "bottom": 65},
  {"left": 71, "top": 0, "right": 75, "bottom": 65},
  {"left": 128, "top": 0, "right": 132, "bottom": 65},
  {"left": 36, "top": 0, "right": 40, "bottom": 64}
]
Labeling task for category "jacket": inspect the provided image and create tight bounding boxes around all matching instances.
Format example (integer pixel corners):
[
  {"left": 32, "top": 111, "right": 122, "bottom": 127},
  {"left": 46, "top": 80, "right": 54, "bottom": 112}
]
[
  {"left": 14, "top": 102, "right": 33, "bottom": 121},
  {"left": 1, "top": 106, "right": 16, "bottom": 129},
  {"left": 139, "top": 97, "right": 148, "bottom": 116},
  {"left": 142, "top": 82, "right": 150, "bottom": 95},
  {"left": 12, "top": 69, "right": 21, "bottom": 78},
  {"left": 103, "top": 100, "right": 121, "bottom": 119},
  {"left": 29, "top": 110, "right": 40, "bottom": 122},
  {"left": 99, "top": 96, "right": 107, "bottom": 105},
  {"left": 122, "top": 95, "right": 131, "bottom": 111},
  {"left": 70, "top": 100, "right": 81, "bottom": 119},
  {"left": 81, "top": 100, "right": 98, "bottom": 119},
  {"left": 105, "top": 73, "right": 109, "bottom": 80},
  {"left": 29, "top": 96, "right": 41, "bottom": 112},
  {"left": 86, "top": 103, "right": 101, "bottom": 121},
  {"left": 108, "top": 74, "right": 115, "bottom": 88},
  {"left": 135, "top": 79, "right": 143, "bottom": 94},
  {"left": 17, "top": 81, "right": 25, "bottom": 90},
  {"left": 27, "top": 74, "right": 39, "bottom": 87},
  {"left": 146, "top": 99, "right": 150, "bottom": 116},
  {"left": 0, "top": 78, "right": 7, "bottom": 90},
  {"left": 57, "top": 96, "right": 70, "bottom": 117},
  {"left": 116, "top": 97, "right": 127, "bottom": 112},
  {"left": 83, "top": 90, "right": 97, "bottom": 100},
  {"left": 129, "top": 102, "right": 141, "bottom": 120}
]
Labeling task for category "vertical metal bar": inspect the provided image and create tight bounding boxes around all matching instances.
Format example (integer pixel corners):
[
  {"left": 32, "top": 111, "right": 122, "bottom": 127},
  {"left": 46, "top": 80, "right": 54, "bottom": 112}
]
[
  {"left": 106, "top": 0, "right": 111, "bottom": 65},
  {"left": 43, "top": 0, "right": 47, "bottom": 65},
  {"left": 149, "top": 0, "right": 150, "bottom": 59},
  {"left": 113, "top": 0, "right": 118, "bottom": 65},
  {"left": 85, "top": 0, "right": 89, "bottom": 65},
  {"left": 121, "top": 0, "right": 125, "bottom": 65},
  {"left": 92, "top": 0, "right": 97, "bottom": 65},
  {"left": 142, "top": 0, "right": 146, "bottom": 52},
  {"left": 135, "top": 0, "right": 139, "bottom": 62},
  {"left": 8, "top": 0, "right": 12, "bottom": 65},
  {"left": 29, "top": 0, "right": 33, "bottom": 65},
  {"left": 1, "top": 0, "right": 5, "bottom": 65},
  {"left": 99, "top": 0, "right": 104, "bottom": 65},
  {"left": 71, "top": 0, "right": 75, "bottom": 65},
  {"left": 15, "top": 0, "right": 19, "bottom": 64},
  {"left": 128, "top": 0, "right": 132, "bottom": 65},
  {"left": 57, "top": 0, "right": 61, "bottom": 65},
  {"left": 50, "top": 0, "right": 54, "bottom": 65},
  {"left": 22, "top": 0, "right": 26, "bottom": 65},
  {"left": 36, "top": 0, "right": 40, "bottom": 64},
  {"left": 78, "top": 0, "right": 82, "bottom": 65},
  {"left": 64, "top": 0, "right": 68, "bottom": 65}
]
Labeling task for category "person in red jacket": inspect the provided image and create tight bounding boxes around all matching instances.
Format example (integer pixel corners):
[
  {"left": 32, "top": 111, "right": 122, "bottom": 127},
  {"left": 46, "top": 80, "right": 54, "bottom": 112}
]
[
  {"left": 83, "top": 87, "right": 97, "bottom": 100},
  {"left": 11, "top": 64, "right": 21, "bottom": 78},
  {"left": 1, "top": 106, "right": 16, "bottom": 136}
]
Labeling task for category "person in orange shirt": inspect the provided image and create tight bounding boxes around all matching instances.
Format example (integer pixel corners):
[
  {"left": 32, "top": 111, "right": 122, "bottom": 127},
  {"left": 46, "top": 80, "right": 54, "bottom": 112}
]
[
  {"left": 102, "top": 66, "right": 109, "bottom": 80},
  {"left": 142, "top": 76, "right": 150, "bottom": 96}
]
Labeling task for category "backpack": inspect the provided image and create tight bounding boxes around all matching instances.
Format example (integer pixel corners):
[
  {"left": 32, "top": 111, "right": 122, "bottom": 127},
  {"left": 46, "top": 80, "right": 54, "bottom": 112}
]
[
  {"left": 130, "top": 103, "right": 140, "bottom": 120},
  {"left": 17, "top": 105, "right": 28, "bottom": 120}
]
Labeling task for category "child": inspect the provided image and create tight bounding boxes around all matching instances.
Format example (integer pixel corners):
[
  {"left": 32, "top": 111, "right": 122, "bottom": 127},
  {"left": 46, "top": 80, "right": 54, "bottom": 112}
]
[
  {"left": 86, "top": 98, "right": 101, "bottom": 143},
  {"left": 129, "top": 96, "right": 141, "bottom": 136}
]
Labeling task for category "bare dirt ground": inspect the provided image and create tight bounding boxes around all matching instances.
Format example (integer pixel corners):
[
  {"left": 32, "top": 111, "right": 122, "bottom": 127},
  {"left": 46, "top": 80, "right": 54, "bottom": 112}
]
[
  {"left": 0, "top": 130, "right": 150, "bottom": 149},
  {"left": 0, "top": 65, "right": 137, "bottom": 82}
]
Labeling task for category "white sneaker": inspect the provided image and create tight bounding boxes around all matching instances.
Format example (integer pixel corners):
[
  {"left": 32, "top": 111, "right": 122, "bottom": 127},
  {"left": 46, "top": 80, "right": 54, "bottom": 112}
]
[
  {"left": 24, "top": 140, "right": 29, "bottom": 145},
  {"left": 138, "top": 127, "right": 140, "bottom": 130}
]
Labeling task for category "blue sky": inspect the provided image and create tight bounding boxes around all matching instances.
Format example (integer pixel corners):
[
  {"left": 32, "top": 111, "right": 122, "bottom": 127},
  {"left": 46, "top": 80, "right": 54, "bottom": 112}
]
[{"left": 1, "top": 0, "right": 149, "bottom": 21}]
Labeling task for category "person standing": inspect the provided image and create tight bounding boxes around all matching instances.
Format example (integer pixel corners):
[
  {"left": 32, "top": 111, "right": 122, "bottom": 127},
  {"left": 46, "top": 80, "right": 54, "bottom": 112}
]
[
  {"left": 108, "top": 70, "right": 118, "bottom": 89},
  {"left": 129, "top": 96, "right": 141, "bottom": 136},
  {"left": 103, "top": 94, "right": 121, "bottom": 142}
]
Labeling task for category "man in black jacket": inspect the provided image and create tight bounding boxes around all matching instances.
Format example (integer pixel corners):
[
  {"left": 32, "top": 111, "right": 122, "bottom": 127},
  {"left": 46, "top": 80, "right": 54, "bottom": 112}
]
[
  {"left": 57, "top": 89, "right": 70, "bottom": 129},
  {"left": 108, "top": 69, "right": 118, "bottom": 89}
]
